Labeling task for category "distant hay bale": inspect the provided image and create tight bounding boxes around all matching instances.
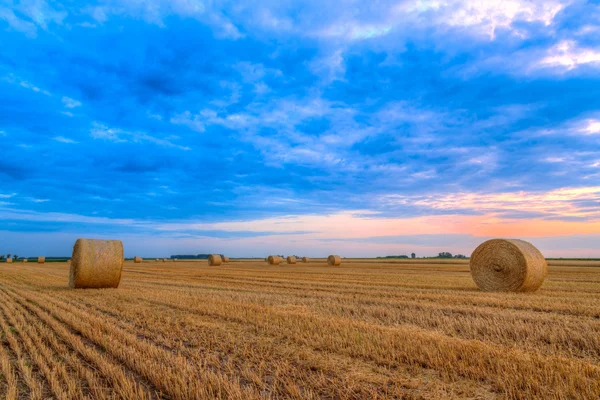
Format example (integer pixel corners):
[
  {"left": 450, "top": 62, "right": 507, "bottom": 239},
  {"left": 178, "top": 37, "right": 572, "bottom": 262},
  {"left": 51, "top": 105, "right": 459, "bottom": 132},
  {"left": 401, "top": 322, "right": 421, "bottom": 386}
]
[
  {"left": 327, "top": 255, "right": 341, "bottom": 266},
  {"left": 222, "top": 256, "right": 230, "bottom": 263},
  {"left": 470, "top": 239, "right": 548, "bottom": 292},
  {"left": 69, "top": 239, "right": 124, "bottom": 289},
  {"left": 38, "top": 256, "right": 45, "bottom": 264},
  {"left": 302, "top": 257, "right": 310, "bottom": 263},
  {"left": 208, "top": 254, "right": 222, "bottom": 266},
  {"left": 286, "top": 256, "right": 297, "bottom": 264},
  {"left": 23, "top": 259, "right": 28, "bottom": 263},
  {"left": 6, "top": 258, "right": 12, "bottom": 263},
  {"left": 268, "top": 255, "right": 281, "bottom": 265},
  {"left": 162, "top": 258, "right": 167, "bottom": 262},
  {"left": 134, "top": 256, "right": 142, "bottom": 263}
]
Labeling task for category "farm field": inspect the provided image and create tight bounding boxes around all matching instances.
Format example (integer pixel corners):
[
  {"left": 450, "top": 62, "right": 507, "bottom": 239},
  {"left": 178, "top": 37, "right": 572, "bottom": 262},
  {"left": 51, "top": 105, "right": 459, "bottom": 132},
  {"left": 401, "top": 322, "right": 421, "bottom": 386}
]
[{"left": 0, "top": 259, "right": 599, "bottom": 399}]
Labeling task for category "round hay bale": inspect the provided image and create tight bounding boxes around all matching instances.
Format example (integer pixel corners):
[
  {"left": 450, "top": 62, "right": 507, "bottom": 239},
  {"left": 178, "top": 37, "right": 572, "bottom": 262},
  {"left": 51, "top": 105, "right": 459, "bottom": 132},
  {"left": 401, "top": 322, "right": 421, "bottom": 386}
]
[
  {"left": 69, "top": 239, "right": 124, "bottom": 289},
  {"left": 37, "top": 256, "right": 45, "bottom": 264},
  {"left": 134, "top": 256, "right": 142, "bottom": 263},
  {"left": 162, "top": 258, "right": 166, "bottom": 262},
  {"left": 222, "top": 256, "right": 230, "bottom": 263},
  {"left": 267, "top": 255, "right": 281, "bottom": 265},
  {"left": 327, "top": 255, "right": 341, "bottom": 266},
  {"left": 286, "top": 256, "right": 296, "bottom": 264},
  {"left": 23, "top": 259, "right": 28, "bottom": 263},
  {"left": 302, "top": 257, "right": 310, "bottom": 263},
  {"left": 208, "top": 254, "right": 222, "bottom": 266},
  {"left": 6, "top": 258, "right": 13, "bottom": 263},
  {"left": 470, "top": 239, "right": 548, "bottom": 292}
]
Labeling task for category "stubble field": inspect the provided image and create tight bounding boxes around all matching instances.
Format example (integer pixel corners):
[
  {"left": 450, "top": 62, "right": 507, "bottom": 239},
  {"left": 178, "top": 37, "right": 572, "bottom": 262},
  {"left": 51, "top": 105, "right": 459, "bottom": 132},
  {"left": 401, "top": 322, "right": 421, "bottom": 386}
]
[{"left": 0, "top": 259, "right": 599, "bottom": 399}]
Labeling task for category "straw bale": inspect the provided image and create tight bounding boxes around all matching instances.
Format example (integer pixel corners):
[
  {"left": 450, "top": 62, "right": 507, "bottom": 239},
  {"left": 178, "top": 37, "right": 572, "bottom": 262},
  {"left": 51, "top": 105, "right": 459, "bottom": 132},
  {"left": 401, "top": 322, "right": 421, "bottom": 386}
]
[
  {"left": 327, "top": 255, "right": 341, "bottom": 266},
  {"left": 470, "top": 239, "right": 547, "bottom": 292},
  {"left": 208, "top": 254, "right": 222, "bottom": 266},
  {"left": 69, "top": 239, "right": 124, "bottom": 289}
]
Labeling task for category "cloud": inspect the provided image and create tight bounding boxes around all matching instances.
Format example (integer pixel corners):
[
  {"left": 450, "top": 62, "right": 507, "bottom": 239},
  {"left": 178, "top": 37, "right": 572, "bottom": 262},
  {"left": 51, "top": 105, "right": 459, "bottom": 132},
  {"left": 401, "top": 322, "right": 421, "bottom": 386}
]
[
  {"left": 53, "top": 136, "right": 78, "bottom": 144},
  {"left": 62, "top": 96, "right": 82, "bottom": 108},
  {"left": 379, "top": 186, "right": 600, "bottom": 219},
  {"left": 90, "top": 122, "right": 190, "bottom": 150},
  {"left": 537, "top": 40, "right": 600, "bottom": 71}
]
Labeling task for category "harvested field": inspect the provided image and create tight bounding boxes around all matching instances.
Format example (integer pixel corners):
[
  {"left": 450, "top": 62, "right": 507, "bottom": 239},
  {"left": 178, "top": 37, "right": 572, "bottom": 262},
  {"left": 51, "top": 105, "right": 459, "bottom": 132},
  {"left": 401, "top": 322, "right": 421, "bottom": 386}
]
[{"left": 0, "top": 259, "right": 599, "bottom": 399}]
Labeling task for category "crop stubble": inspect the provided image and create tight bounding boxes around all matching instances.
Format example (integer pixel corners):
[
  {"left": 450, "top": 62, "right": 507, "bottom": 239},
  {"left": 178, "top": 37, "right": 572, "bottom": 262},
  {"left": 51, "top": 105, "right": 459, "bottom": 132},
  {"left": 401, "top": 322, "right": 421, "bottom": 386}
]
[{"left": 0, "top": 259, "right": 599, "bottom": 399}]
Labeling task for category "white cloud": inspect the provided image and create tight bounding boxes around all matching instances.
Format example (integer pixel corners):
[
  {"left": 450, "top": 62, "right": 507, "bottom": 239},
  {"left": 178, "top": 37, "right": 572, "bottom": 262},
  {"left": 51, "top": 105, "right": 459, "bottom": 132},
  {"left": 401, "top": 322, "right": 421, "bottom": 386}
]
[
  {"left": 379, "top": 186, "right": 600, "bottom": 219},
  {"left": 90, "top": 122, "right": 190, "bottom": 150},
  {"left": 537, "top": 40, "right": 600, "bottom": 71},
  {"left": 62, "top": 96, "right": 82, "bottom": 108},
  {"left": 0, "top": 193, "right": 16, "bottom": 199},
  {"left": 406, "top": 0, "right": 568, "bottom": 39},
  {"left": 579, "top": 119, "right": 600, "bottom": 135},
  {"left": 53, "top": 136, "right": 78, "bottom": 144}
]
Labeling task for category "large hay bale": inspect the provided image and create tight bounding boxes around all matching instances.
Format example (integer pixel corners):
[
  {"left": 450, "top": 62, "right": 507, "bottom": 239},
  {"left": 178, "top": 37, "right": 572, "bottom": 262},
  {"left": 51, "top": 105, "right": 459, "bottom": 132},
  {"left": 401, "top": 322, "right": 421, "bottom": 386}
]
[
  {"left": 69, "top": 239, "right": 124, "bottom": 289},
  {"left": 327, "top": 255, "right": 341, "bottom": 266},
  {"left": 6, "top": 258, "right": 12, "bottom": 263},
  {"left": 134, "top": 256, "right": 142, "bottom": 263},
  {"left": 470, "top": 239, "right": 548, "bottom": 292},
  {"left": 287, "top": 256, "right": 297, "bottom": 264},
  {"left": 268, "top": 255, "right": 281, "bottom": 265},
  {"left": 38, "top": 256, "right": 45, "bottom": 264},
  {"left": 208, "top": 254, "right": 222, "bottom": 266},
  {"left": 302, "top": 257, "right": 310, "bottom": 263},
  {"left": 222, "top": 256, "right": 230, "bottom": 263}
]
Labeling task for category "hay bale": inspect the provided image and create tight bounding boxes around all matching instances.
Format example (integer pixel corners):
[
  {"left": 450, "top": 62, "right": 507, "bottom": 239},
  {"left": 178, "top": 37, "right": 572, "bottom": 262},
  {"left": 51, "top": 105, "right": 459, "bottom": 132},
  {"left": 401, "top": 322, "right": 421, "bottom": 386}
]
[
  {"left": 69, "top": 239, "right": 124, "bottom": 289},
  {"left": 162, "top": 258, "right": 167, "bottom": 262},
  {"left": 302, "top": 257, "right": 310, "bottom": 263},
  {"left": 37, "top": 256, "right": 45, "bottom": 264},
  {"left": 6, "top": 258, "right": 12, "bottom": 263},
  {"left": 208, "top": 254, "right": 222, "bottom": 266},
  {"left": 286, "top": 256, "right": 297, "bottom": 264},
  {"left": 134, "top": 256, "right": 142, "bottom": 263},
  {"left": 327, "top": 255, "right": 341, "bottom": 266},
  {"left": 222, "top": 256, "right": 230, "bottom": 263},
  {"left": 268, "top": 255, "right": 281, "bottom": 265},
  {"left": 470, "top": 239, "right": 548, "bottom": 292},
  {"left": 22, "top": 259, "right": 28, "bottom": 263}
]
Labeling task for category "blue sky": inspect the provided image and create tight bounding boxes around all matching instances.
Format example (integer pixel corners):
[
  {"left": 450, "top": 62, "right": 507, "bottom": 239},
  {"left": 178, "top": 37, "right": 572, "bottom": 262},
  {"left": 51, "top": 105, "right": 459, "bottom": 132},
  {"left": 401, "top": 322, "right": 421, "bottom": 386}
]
[{"left": 1, "top": 0, "right": 600, "bottom": 258}]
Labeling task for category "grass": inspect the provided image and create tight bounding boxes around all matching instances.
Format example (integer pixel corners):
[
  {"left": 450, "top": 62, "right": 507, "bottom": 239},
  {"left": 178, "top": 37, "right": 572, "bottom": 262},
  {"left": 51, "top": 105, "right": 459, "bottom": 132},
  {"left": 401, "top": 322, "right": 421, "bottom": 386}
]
[{"left": 0, "top": 259, "right": 598, "bottom": 399}]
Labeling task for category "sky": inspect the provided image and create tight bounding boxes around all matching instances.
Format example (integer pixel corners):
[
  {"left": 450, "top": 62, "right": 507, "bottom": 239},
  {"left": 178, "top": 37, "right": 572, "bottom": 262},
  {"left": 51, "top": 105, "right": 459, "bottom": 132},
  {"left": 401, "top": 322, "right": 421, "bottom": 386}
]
[{"left": 1, "top": 0, "right": 600, "bottom": 258}]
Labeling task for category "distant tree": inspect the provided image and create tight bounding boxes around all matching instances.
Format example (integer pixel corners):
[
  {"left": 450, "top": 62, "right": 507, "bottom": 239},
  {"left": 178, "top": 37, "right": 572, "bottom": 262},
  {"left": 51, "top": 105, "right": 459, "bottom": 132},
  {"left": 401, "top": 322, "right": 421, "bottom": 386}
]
[
  {"left": 411, "top": 253, "right": 416, "bottom": 259},
  {"left": 7, "top": 253, "right": 11, "bottom": 259},
  {"left": 438, "top": 252, "right": 453, "bottom": 258},
  {"left": 454, "top": 254, "right": 467, "bottom": 259},
  {"left": 0, "top": 255, "right": 4, "bottom": 260},
  {"left": 13, "top": 255, "right": 18, "bottom": 260}
]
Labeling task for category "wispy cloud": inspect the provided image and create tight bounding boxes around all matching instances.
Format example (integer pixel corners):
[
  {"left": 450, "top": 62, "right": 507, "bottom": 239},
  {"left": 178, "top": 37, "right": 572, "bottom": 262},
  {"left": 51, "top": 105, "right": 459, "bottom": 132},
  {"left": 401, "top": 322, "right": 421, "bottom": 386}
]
[
  {"left": 537, "top": 40, "right": 600, "bottom": 71},
  {"left": 90, "top": 122, "right": 190, "bottom": 150},
  {"left": 53, "top": 136, "right": 78, "bottom": 144},
  {"left": 379, "top": 186, "right": 600, "bottom": 219},
  {"left": 62, "top": 96, "right": 82, "bottom": 108}
]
